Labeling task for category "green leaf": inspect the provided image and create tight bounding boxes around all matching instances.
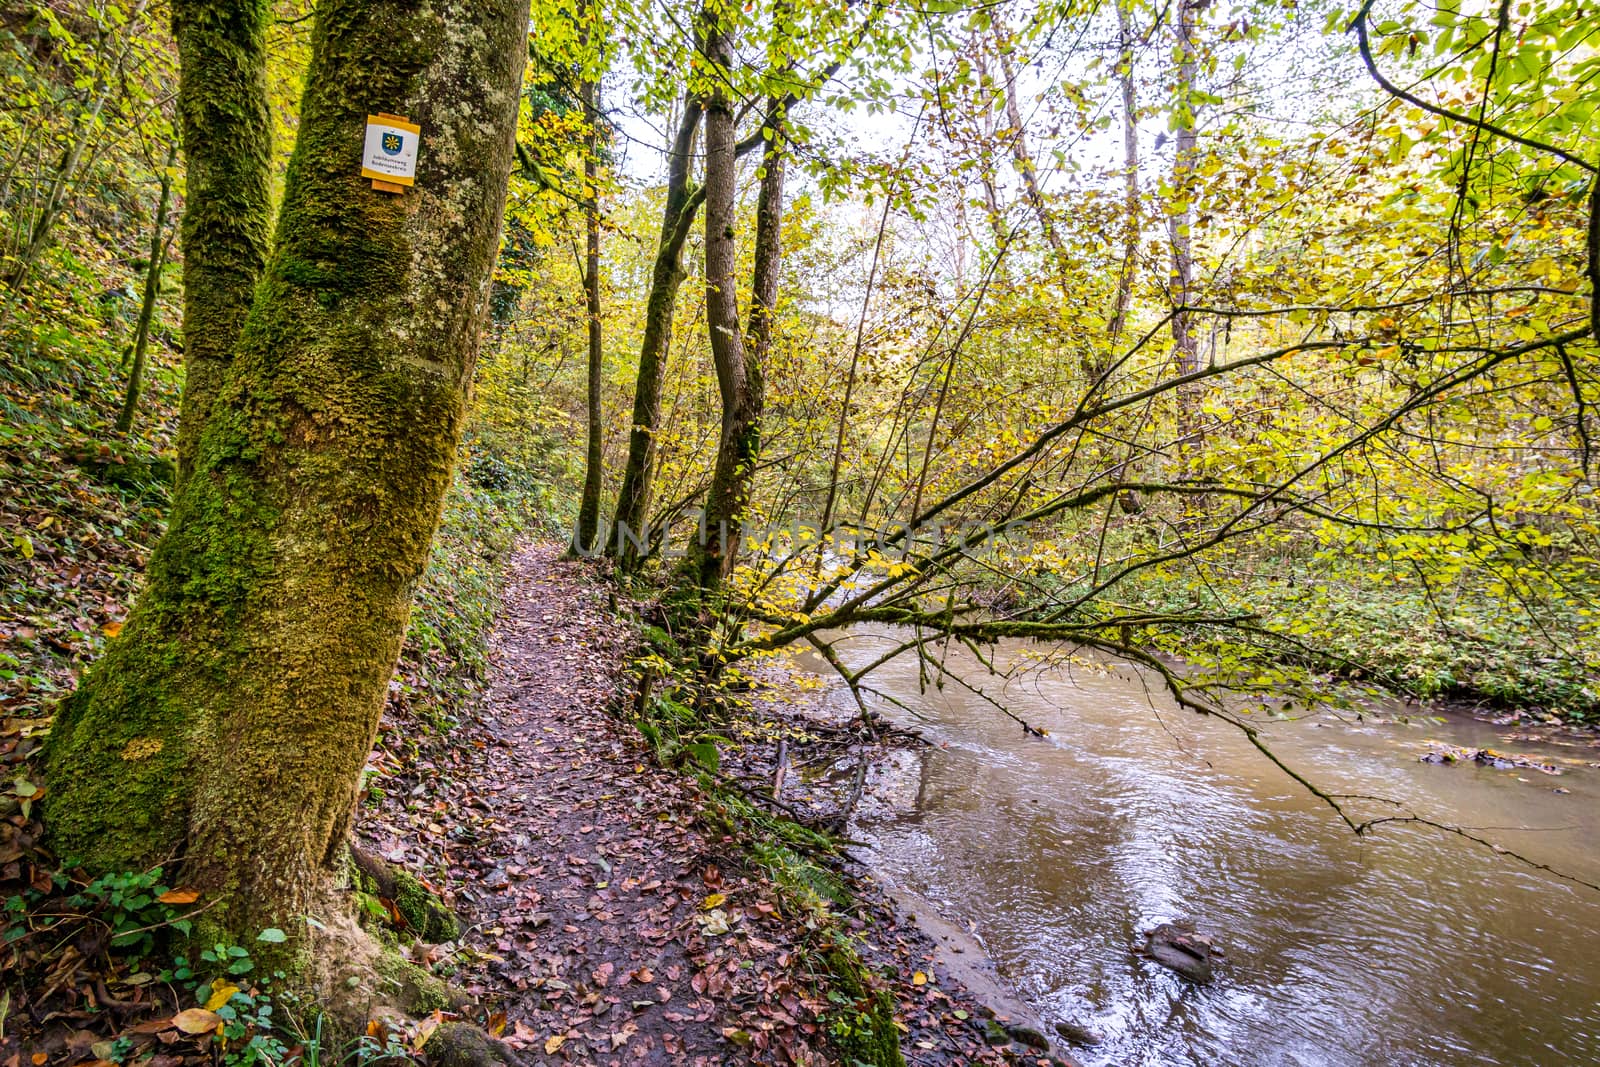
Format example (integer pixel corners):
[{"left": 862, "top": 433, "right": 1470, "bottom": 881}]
[
  {"left": 256, "top": 927, "right": 287, "bottom": 943},
  {"left": 684, "top": 741, "right": 720, "bottom": 772}
]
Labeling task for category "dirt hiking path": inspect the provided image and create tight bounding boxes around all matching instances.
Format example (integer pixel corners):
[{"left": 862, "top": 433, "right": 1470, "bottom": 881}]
[{"left": 360, "top": 542, "right": 1056, "bottom": 1066}]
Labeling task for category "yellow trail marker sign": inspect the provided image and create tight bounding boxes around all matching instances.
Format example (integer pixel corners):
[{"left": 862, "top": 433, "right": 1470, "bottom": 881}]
[{"left": 362, "top": 113, "right": 419, "bottom": 193}]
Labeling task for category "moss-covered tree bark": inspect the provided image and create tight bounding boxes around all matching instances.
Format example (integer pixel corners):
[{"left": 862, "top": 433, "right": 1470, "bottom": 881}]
[
  {"left": 42, "top": 0, "right": 529, "bottom": 951},
  {"left": 572, "top": 72, "right": 606, "bottom": 556},
  {"left": 170, "top": 0, "right": 274, "bottom": 484}
]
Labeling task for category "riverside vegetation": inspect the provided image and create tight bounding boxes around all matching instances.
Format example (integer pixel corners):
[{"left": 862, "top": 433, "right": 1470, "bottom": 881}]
[{"left": 0, "top": 0, "right": 1597, "bottom": 1062}]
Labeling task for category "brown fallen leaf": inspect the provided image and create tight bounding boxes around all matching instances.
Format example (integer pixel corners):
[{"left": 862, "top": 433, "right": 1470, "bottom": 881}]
[
  {"left": 157, "top": 887, "right": 199, "bottom": 905},
  {"left": 171, "top": 1008, "right": 222, "bottom": 1034}
]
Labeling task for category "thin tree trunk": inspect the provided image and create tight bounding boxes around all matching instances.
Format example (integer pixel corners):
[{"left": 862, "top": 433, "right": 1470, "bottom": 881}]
[
  {"left": 572, "top": 74, "right": 605, "bottom": 555},
  {"left": 688, "top": 15, "right": 744, "bottom": 590},
  {"left": 170, "top": 0, "right": 275, "bottom": 485},
  {"left": 117, "top": 141, "right": 179, "bottom": 435},
  {"left": 1169, "top": 0, "right": 1205, "bottom": 502},
  {"left": 991, "top": 19, "right": 1070, "bottom": 292},
  {"left": 686, "top": 6, "right": 785, "bottom": 594},
  {"left": 1169, "top": 0, "right": 1200, "bottom": 384},
  {"left": 1105, "top": 0, "right": 1140, "bottom": 356},
  {"left": 699, "top": 109, "right": 784, "bottom": 589},
  {"left": 610, "top": 98, "right": 701, "bottom": 568},
  {"left": 43, "top": 0, "right": 528, "bottom": 955},
  {"left": 1, "top": 0, "right": 150, "bottom": 290}
]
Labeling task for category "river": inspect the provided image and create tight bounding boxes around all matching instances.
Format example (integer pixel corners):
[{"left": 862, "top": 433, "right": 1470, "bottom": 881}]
[{"left": 811, "top": 630, "right": 1600, "bottom": 1066}]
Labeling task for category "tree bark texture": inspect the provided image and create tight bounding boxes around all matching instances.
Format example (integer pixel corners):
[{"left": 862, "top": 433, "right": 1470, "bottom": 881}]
[
  {"left": 170, "top": 0, "right": 275, "bottom": 485},
  {"left": 688, "top": 74, "right": 784, "bottom": 591},
  {"left": 573, "top": 75, "right": 605, "bottom": 555},
  {"left": 609, "top": 99, "right": 701, "bottom": 569},
  {"left": 43, "top": 0, "right": 528, "bottom": 948}
]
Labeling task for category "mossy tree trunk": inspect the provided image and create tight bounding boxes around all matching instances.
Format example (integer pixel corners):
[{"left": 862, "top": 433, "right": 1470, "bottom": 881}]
[
  {"left": 170, "top": 0, "right": 274, "bottom": 485},
  {"left": 42, "top": 0, "right": 528, "bottom": 951},
  {"left": 572, "top": 72, "right": 606, "bottom": 556},
  {"left": 118, "top": 141, "right": 178, "bottom": 435}
]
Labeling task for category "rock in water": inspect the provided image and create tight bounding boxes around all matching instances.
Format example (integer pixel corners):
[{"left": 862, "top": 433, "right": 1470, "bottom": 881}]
[
  {"left": 1004, "top": 1023, "right": 1050, "bottom": 1050},
  {"left": 1140, "top": 921, "right": 1216, "bottom": 983},
  {"left": 1054, "top": 1020, "right": 1103, "bottom": 1046}
]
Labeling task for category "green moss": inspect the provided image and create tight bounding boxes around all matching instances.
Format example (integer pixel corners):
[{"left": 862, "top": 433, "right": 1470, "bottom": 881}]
[
  {"left": 822, "top": 945, "right": 906, "bottom": 1067},
  {"left": 374, "top": 949, "right": 453, "bottom": 1013},
  {"left": 348, "top": 850, "right": 460, "bottom": 943},
  {"left": 669, "top": 762, "right": 901, "bottom": 1065}
]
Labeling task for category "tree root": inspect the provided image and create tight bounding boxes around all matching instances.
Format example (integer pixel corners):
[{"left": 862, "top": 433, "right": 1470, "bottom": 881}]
[
  {"left": 348, "top": 843, "right": 462, "bottom": 943},
  {"left": 425, "top": 1022, "right": 527, "bottom": 1067}
]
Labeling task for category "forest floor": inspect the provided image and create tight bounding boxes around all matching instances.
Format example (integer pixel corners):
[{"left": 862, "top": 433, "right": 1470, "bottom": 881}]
[{"left": 357, "top": 541, "right": 1067, "bottom": 1066}]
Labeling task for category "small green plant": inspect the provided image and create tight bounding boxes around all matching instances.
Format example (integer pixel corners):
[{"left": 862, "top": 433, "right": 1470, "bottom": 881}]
[
  {"left": 54, "top": 867, "right": 194, "bottom": 962},
  {"left": 162, "top": 932, "right": 414, "bottom": 1066}
]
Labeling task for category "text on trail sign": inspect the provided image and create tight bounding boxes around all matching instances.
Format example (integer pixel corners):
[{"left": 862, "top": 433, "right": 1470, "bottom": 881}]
[{"left": 362, "top": 114, "right": 420, "bottom": 188}]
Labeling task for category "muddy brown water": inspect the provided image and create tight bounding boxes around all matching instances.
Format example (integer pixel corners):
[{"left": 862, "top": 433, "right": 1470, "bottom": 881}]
[{"left": 811, "top": 630, "right": 1600, "bottom": 1067}]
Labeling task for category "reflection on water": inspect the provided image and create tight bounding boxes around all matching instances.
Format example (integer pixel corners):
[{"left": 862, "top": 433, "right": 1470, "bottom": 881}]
[{"left": 824, "top": 631, "right": 1600, "bottom": 1067}]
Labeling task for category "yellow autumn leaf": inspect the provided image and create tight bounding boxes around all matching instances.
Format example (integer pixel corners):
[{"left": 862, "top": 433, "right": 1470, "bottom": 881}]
[
  {"left": 205, "top": 982, "right": 239, "bottom": 1011},
  {"left": 545, "top": 1034, "right": 568, "bottom": 1055},
  {"left": 911, "top": 972, "right": 927, "bottom": 986},
  {"left": 702, "top": 892, "right": 727, "bottom": 909},
  {"left": 413, "top": 1012, "right": 442, "bottom": 1052}
]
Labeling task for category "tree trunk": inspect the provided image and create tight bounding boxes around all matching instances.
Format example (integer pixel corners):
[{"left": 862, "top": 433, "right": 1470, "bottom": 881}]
[
  {"left": 170, "top": 0, "right": 275, "bottom": 485},
  {"left": 688, "top": 72, "right": 784, "bottom": 592},
  {"left": 1167, "top": 0, "right": 1205, "bottom": 496},
  {"left": 572, "top": 74, "right": 605, "bottom": 556},
  {"left": 0, "top": 0, "right": 150, "bottom": 291},
  {"left": 1105, "top": 0, "right": 1140, "bottom": 356},
  {"left": 42, "top": 0, "right": 528, "bottom": 953},
  {"left": 991, "top": 19, "right": 1071, "bottom": 294},
  {"left": 118, "top": 142, "right": 179, "bottom": 436},
  {"left": 1169, "top": 0, "right": 1200, "bottom": 384},
  {"left": 609, "top": 99, "right": 701, "bottom": 569}
]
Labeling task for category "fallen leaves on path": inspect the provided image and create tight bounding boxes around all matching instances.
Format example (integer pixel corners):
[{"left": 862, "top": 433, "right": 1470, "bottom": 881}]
[{"left": 358, "top": 541, "right": 1037, "bottom": 1065}]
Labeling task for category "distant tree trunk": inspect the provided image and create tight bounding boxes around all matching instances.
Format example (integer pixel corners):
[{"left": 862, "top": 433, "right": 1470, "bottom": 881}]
[
  {"left": 1168, "top": 0, "right": 1206, "bottom": 509},
  {"left": 610, "top": 98, "right": 701, "bottom": 569},
  {"left": 42, "top": 0, "right": 528, "bottom": 955},
  {"left": 572, "top": 74, "right": 605, "bottom": 555},
  {"left": 991, "top": 19, "right": 1070, "bottom": 293},
  {"left": 1169, "top": 0, "right": 1200, "bottom": 385},
  {"left": 0, "top": 0, "right": 150, "bottom": 291},
  {"left": 118, "top": 141, "right": 179, "bottom": 435},
  {"left": 1105, "top": 0, "right": 1140, "bottom": 356},
  {"left": 170, "top": 0, "right": 275, "bottom": 485},
  {"left": 687, "top": 65, "right": 784, "bottom": 592}
]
